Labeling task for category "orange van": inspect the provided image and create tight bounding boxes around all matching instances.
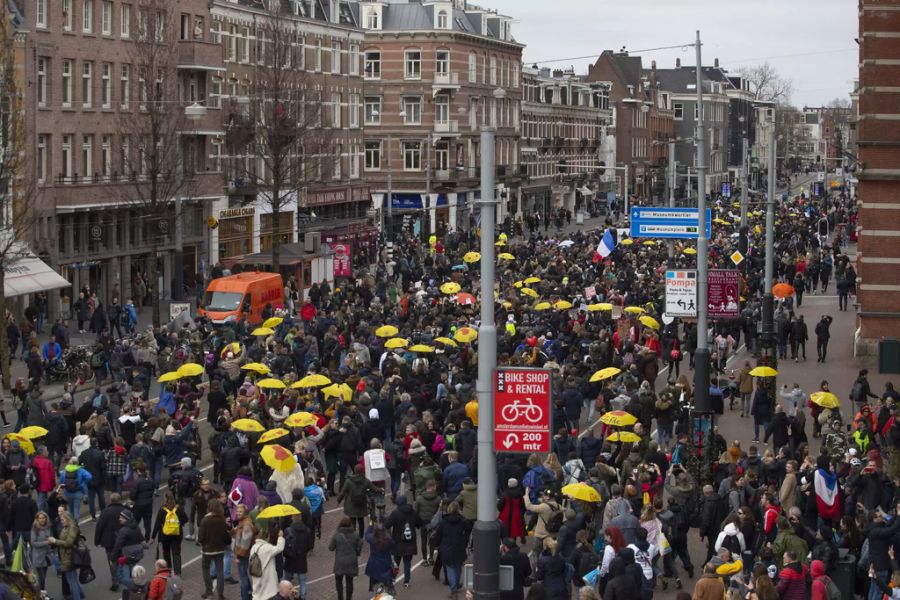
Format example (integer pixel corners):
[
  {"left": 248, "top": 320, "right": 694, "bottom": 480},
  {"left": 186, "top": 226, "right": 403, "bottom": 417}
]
[{"left": 199, "top": 272, "right": 284, "bottom": 325}]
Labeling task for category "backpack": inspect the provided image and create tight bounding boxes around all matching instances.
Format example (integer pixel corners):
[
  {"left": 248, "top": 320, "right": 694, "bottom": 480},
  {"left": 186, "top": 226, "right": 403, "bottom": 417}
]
[
  {"left": 90, "top": 352, "right": 105, "bottom": 369},
  {"left": 248, "top": 547, "right": 263, "bottom": 578},
  {"left": 64, "top": 468, "right": 81, "bottom": 492},
  {"left": 851, "top": 381, "right": 864, "bottom": 403},
  {"left": 402, "top": 520, "right": 414, "bottom": 542},
  {"left": 815, "top": 576, "right": 841, "bottom": 600},
  {"left": 538, "top": 469, "right": 559, "bottom": 496},
  {"left": 283, "top": 527, "right": 300, "bottom": 560},
  {"left": 349, "top": 482, "right": 367, "bottom": 506},
  {"left": 25, "top": 464, "right": 39, "bottom": 489},
  {"left": 160, "top": 574, "right": 183, "bottom": 600},
  {"left": 721, "top": 533, "right": 742, "bottom": 558},
  {"left": 161, "top": 507, "right": 180, "bottom": 536},
  {"left": 543, "top": 503, "right": 564, "bottom": 535}
]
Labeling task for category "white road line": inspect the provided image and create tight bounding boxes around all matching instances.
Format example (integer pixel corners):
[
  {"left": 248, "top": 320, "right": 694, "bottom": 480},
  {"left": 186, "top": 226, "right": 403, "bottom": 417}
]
[
  {"left": 395, "top": 559, "right": 424, "bottom": 584},
  {"left": 305, "top": 562, "right": 368, "bottom": 585}
]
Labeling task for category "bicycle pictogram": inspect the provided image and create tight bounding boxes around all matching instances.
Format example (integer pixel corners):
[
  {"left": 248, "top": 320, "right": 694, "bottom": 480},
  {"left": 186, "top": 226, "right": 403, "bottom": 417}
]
[{"left": 500, "top": 397, "right": 544, "bottom": 423}]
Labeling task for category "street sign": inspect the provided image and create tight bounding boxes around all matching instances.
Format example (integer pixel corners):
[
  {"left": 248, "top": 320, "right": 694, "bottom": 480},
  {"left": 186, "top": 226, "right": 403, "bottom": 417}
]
[
  {"left": 730, "top": 251, "right": 745, "bottom": 266},
  {"left": 629, "top": 207, "right": 712, "bottom": 240},
  {"left": 721, "top": 182, "right": 732, "bottom": 198},
  {"left": 813, "top": 182, "right": 823, "bottom": 197},
  {"left": 665, "top": 270, "right": 698, "bottom": 318},
  {"left": 494, "top": 368, "right": 552, "bottom": 453},
  {"left": 708, "top": 269, "right": 740, "bottom": 319}
]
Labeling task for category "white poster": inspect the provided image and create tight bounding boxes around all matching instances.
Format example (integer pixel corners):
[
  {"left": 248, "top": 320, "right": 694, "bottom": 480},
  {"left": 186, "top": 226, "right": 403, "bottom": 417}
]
[{"left": 665, "top": 270, "right": 698, "bottom": 318}]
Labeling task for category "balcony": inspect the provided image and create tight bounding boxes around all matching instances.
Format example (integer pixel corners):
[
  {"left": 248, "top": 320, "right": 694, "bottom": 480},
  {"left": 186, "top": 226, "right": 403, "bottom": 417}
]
[
  {"left": 176, "top": 40, "right": 225, "bottom": 72},
  {"left": 496, "top": 165, "right": 507, "bottom": 178},
  {"left": 434, "top": 169, "right": 457, "bottom": 182},
  {"left": 432, "top": 71, "right": 460, "bottom": 96},
  {"left": 434, "top": 120, "right": 459, "bottom": 137}
]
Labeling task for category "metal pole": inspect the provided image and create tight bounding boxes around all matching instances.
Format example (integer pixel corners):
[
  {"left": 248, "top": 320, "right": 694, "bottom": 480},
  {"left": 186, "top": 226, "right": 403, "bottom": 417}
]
[
  {"left": 694, "top": 30, "right": 711, "bottom": 413},
  {"left": 426, "top": 133, "right": 432, "bottom": 239},
  {"left": 173, "top": 196, "right": 183, "bottom": 301},
  {"left": 761, "top": 122, "right": 778, "bottom": 375},
  {"left": 668, "top": 142, "right": 676, "bottom": 267},
  {"left": 739, "top": 136, "right": 749, "bottom": 258},
  {"left": 473, "top": 128, "right": 500, "bottom": 600},
  {"left": 386, "top": 135, "right": 393, "bottom": 240},
  {"left": 624, "top": 164, "right": 629, "bottom": 223}
]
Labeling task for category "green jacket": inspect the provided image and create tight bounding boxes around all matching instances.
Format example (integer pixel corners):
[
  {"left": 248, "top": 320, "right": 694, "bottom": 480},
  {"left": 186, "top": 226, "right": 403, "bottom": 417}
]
[
  {"left": 55, "top": 523, "right": 80, "bottom": 571},
  {"left": 413, "top": 464, "right": 441, "bottom": 494},
  {"left": 454, "top": 483, "right": 478, "bottom": 521},
  {"left": 771, "top": 526, "right": 809, "bottom": 569}
]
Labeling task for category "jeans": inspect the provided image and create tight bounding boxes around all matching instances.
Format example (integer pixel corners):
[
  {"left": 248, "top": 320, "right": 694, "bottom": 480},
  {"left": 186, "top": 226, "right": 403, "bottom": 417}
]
[
  {"left": 202, "top": 553, "right": 225, "bottom": 597},
  {"left": 740, "top": 393, "right": 751, "bottom": 416},
  {"left": 208, "top": 546, "right": 233, "bottom": 579},
  {"left": 108, "top": 474, "right": 123, "bottom": 494},
  {"left": 65, "top": 492, "right": 84, "bottom": 521},
  {"left": 105, "top": 548, "right": 120, "bottom": 587},
  {"left": 870, "top": 570, "right": 888, "bottom": 600},
  {"left": 754, "top": 419, "right": 769, "bottom": 441},
  {"left": 657, "top": 424, "right": 673, "bottom": 450},
  {"left": 119, "top": 562, "right": 133, "bottom": 591},
  {"left": 237, "top": 556, "right": 251, "bottom": 600},
  {"left": 334, "top": 574, "right": 354, "bottom": 600},
  {"left": 839, "top": 293, "right": 848, "bottom": 311},
  {"left": 445, "top": 563, "right": 461, "bottom": 592},
  {"left": 36, "top": 492, "right": 48, "bottom": 514},
  {"left": 284, "top": 571, "right": 307, "bottom": 600},
  {"left": 817, "top": 339, "right": 829, "bottom": 361},
  {"left": 64, "top": 569, "right": 82, "bottom": 600},
  {"left": 87, "top": 485, "right": 106, "bottom": 517},
  {"left": 395, "top": 554, "right": 412, "bottom": 584}
]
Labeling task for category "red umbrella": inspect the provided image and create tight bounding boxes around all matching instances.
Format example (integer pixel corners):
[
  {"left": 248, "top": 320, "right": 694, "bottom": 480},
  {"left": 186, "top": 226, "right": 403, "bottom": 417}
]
[
  {"left": 457, "top": 292, "right": 477, "bottom": 306},
  {"left": 772, "top": 283, "right": 795, "bottom": 299}
]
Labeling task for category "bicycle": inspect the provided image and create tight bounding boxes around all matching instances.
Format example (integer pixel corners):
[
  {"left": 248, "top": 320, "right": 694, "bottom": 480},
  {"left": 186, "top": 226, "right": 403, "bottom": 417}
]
[{"left": 366, "top": 488, "right": 386, "bottom": 524}]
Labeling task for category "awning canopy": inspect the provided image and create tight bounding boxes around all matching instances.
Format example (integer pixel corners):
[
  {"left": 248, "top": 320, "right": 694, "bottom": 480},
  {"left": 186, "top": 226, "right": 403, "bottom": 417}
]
[
  {"left": 4, "top": 243, "right": 71, "bottom": 298},
  {"left": 579, "top": 186, "right": 594, "bottom": 196}
]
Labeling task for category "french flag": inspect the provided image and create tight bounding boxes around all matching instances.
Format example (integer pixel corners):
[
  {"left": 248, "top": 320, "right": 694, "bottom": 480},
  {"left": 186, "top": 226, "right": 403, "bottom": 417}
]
[
  {"left": 814, "top": 468, "right": 841, "bottom": 521},
  {"left": 593, "top": 229, "right": 617, "bottom": 262}
]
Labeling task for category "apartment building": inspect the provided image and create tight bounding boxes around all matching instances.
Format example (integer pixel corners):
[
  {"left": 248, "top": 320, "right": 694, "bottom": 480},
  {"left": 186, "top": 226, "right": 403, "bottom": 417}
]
[
  {"left": 520, "top": 67, "right": 613, "bottom": 216},
  {"left": 210, "top": 0, "right": 373, "bottom": 267},
  {"left": 25, "top": 0, "right": 225, "bottom": 313},
  {"left": 353, "top": 0, "right": 523, "bottom": 237}
]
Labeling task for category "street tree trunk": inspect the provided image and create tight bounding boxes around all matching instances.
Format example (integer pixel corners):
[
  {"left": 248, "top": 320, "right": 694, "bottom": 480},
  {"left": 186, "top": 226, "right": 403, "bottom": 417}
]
[{"left": 0, "top": 270, "right": 10, "bottom": 391}]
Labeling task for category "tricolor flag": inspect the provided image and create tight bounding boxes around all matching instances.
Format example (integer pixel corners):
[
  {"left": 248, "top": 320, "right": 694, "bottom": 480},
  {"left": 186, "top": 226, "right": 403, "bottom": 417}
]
[
  {"left": 593, "top": 229, "right": 617, "bottom": 262},
  {"left": 814, "top": 468, "right": 841, "bottom": 520}
]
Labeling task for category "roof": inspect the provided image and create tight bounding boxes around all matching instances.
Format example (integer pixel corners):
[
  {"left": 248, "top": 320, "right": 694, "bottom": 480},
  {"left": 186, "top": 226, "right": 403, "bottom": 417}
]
[
  {"left": 366, "top": 1, "right": 515, "bottom": 41},
  {"left": 231, "top": 0, "right": 359, "bottom": 27},
  {"left": 652, "top": 67, "right": 727, "bottom": 96},
  {"left": 601, "top": 52, "right": 643, "bottom": 88}
]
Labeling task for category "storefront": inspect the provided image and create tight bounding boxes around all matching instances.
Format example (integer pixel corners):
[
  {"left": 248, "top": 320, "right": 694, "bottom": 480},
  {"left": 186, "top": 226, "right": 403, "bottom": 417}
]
[
  {"left": 321, "top": 222, "right": 378, "bottom": 268},
  {"left": 218, "top": 206, "right": 255, "bottom": 260}
]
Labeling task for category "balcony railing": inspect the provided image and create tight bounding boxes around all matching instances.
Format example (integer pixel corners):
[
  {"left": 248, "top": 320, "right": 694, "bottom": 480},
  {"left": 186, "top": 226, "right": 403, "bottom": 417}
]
[
  {"left": 433, "top": 71, "right": 460, "bottom": 87},
  {"left": 434, "top": 120, "right": 459, "bottom": 134},
  {"left": 176, "top": 40, "right": 225, "bottom": 71},
  {"left": 435, "top": 169, "right": 457, "bottom": 182}
]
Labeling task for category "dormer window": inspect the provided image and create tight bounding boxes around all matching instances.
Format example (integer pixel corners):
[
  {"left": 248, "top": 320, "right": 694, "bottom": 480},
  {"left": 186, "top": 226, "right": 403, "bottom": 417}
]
[
  {"left": 366, "top": 9, "right": 379, "bottom": 30},
  {"left": 437, "top": 10, "right": 449, "bottom": 29}
]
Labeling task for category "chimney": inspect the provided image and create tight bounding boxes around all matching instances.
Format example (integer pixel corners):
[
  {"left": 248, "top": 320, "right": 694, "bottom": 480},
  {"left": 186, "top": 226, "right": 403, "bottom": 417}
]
[
  {"left": 552, "top": 69, "right": 564, "bottom": 78},
  {"left": 651, "top": 60, "right": 656, "bottom": 71},
  {"left": 676, "top": 58, "right": 681, "bottom": 68},
  {"left": 714, "top": 57, "right": 719, "bottom": 68}
]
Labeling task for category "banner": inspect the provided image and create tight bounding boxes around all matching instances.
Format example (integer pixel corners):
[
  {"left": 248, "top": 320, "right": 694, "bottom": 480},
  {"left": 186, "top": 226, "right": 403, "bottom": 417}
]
[{"left": 331, "top": 243, "right": 352, "bottom": 278}]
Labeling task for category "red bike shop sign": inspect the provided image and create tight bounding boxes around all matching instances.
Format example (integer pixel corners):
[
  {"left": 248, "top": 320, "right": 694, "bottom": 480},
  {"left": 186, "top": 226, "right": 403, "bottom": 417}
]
[{"left": 494, "top": 367, "right": 552, "bottom": 453}]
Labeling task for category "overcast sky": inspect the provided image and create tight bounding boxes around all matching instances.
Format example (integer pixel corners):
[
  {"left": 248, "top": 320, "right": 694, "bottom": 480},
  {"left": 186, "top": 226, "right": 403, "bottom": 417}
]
[{"left": 485, "top": 0, "right": 858, "bottom": 108}]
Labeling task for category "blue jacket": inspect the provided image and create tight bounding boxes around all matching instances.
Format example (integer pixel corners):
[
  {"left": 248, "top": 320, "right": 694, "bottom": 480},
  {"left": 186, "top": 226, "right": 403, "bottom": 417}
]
[
  {"left": 42, "top": 342, "right": 62, "bottom": 362},
  {"left": 162, "top": 421, "right": 195, "bottom": 466},
  {"left": 364, "top": 527, "right": 395, "bottom": 582},
  {"left": 522, "top": 465, "right": 555, "bottom": 504},
  {"left": 59, "top": 464, "right": 93, "bottom": 494},
  {"left": 125, "top": 304, "right": 138, "bottom": 325},
  {"left": 156, "top": 391, "right": 176, "bottom": 416},
  {"left": 442, "top": 461, "right": 470, "bottom": 498}
]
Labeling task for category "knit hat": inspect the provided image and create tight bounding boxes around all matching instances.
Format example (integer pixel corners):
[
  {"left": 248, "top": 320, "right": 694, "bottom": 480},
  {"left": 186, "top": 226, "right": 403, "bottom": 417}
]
[
  {"left": 368, "top": 408, "right": 379, "bottom": 420},
  {"left": 181, "top": 457, "right": 192, "bottom": 468}
]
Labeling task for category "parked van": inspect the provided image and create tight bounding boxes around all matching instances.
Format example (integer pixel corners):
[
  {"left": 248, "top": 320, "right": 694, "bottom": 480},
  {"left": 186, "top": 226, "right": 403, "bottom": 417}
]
[{"left": 199, "top": 272, "right": 284, "bottom": 324}]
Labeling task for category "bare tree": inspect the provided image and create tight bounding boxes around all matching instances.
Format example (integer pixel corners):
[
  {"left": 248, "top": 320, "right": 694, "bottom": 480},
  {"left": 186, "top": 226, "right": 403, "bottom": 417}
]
[
  {"left": 118, "top": 0, "right": 197, "bottom": 327},
  {"left": 223, "top": 7, "right": 330, "bottom": 273},
  {"left": 739, "top": 61, "right": 794, "bottom": 105}
]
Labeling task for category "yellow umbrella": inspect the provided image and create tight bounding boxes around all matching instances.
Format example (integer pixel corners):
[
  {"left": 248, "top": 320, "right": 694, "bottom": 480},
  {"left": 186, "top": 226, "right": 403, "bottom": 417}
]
[
  {"left": 498, "top": 253, "right": 515, "bottom": 260},
  {"left": 623, "top": 306, "right": 645, "bottom": 315},
  {"left": 260, "top": 445, "right": 298, "bottom": 473},
  {"left": 384, "top": 338, "right": 409, "bottom": 349},
  {"left": 520, "top": 287, "right": 538, "bottom": 298},
  {"left": 749, "top": 366, "right": 778, "bottom": 377},
  {"left": 257, "top": 378, "right": 287, "bottom": 390},
  {"left": 588, "top": 303, "right": 614, "bottom": 312},
  {"left": 434, "top": 337, "right": 458, "bottom": 348},
  {"left": 262, "top": 317, "right": 284, "bottom": 329},
  {"left": 498, "top": 232, "right": 508, "bottom": 241},
  {"left": 524, "top": 277, "right": 541, "bottom": 284},
  {"left": 18, "top": 426, "right": 49, "bottom": 439},
  {"left": 713, "top": 218, "right": 727, "bottom": 225},
  {"left": 375, "top": 325, "right": 399, "bottom": 338},
  {"left": 600, "top": 410, "right": 637, "bottom": 427},
  {"left": 284, "top": 412, "right": 319, "bottom": 428},
  {"left": 409, "top": 345, "right": 435, "bottom": 353},
  {"left": 501, "top": 301, "right": 513, "bottom": 309},
  {"left": 534, "top": 302, "right": 551, "bottom": 311},
  {"left": 252, "top": 327, "right": 275, "bottom": 336},
  {"left": 495, "top": 240, "right": 506, "bottom": 247},
  {"left": 642, "top": 240, "right": 656, "bottom": 246},
  {"left": 231, "top": 418, "right": 265, "bottom": 433},
  {"left": 639, "top": 315, "right": 660, "bottom": 330},
  {"left": 440, "top": 282, "right": 462, "bottom": 295},
  {"left": 295, "top": 374, "right": 332, "bottom": 388},
  {"left": 683, "top": 248, "right": 697, "bottom": 255},
  {"left": 606, "top": 431, "right": 641, "bottom": 443},
  {"left": 258, "top": 428, "right": 290, "bottom": 444},
  {"left": 561, "top": 482, "right": 602, "bottom": 503},
  {"left": 454, "top": 327, "right": 478, "bottom": 343},
  {"left": 157, "top": 371, "right": 181, "bottom": 383},
  {"left": 810, "top": 391, "right": 840, "bottom": 410},
  {"left": 177, "top": 363, "right": 204, "bottom": 378},
  {"left": 621, "top": 239, "right": 634, "bottom": 246},
  {"left": 322, "top": 383, "right": 354, "bottom": 402},
  {"left": 257, "top": 504, "right": 301, "bottom": 519},
  {"left": 3, "top": 434, "right": 33, "bottom": 455},
  {"left": 590, "top": 367, "right": 621, "bottom": 382},
  {"left": 463, "top": 252, "right": 481, "bottom": 264},
  {"left": 220, "top": 342, "right": 242, "bottom": 358},
  {"left": 554, "top": 300, "right": 573, "bottom": 310},
  {"left": 241, "top": 363, "right": 271, "bottom": 375}
]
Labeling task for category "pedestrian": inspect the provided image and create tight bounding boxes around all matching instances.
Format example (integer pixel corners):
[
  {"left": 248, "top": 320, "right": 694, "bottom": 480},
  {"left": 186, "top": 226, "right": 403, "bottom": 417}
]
[
  {"left": 29, "top": 511, "right": 54, "bottom": 592},
  {"left": 152, "top": 492, "right": 188, "bottom": 575},
  {"left": 383, "top": 495, "right": 422, "bottom": 589},
  {"left": 750, "top": 379, "right": 772, "bottom": 443},
  {"left": 148, "top": 559, "right": 173, "bottom": 600},
  {"left": 130, "top": 467, "right": 156, "bottom": 541},
  {"left": 329, "top": 516, "right": 362, "bottom": 600},
  {"left": 198, "top": 498, "right": 231, "bottom": 600},
  {"left": 95, "top": 492, "right": 126, "bottom": 592},
  {"left": 535, "top": 537, "right": 569, "bottom": 600},
  {"left": 232, "top": 503, "right": 258, "bottom": 600},
  {"left": 8, "top": 483, "right": 37, "bottom": 553},
  {"left": 364, "top": 522, "right": 395, "bottom": 594},
  {"left": 48, "top": 510, "right": 83, "bottom": 600},
  {"left": 499, "top": 537, "right": 532, "bottom": 600},
  {"left": 58, "top": 456, "right": 91, "bottom": 521},
  {"left": 336, "top": 464, "right": 375, "bottom": 537},
  {"left": 282, "top": 514, "right": 314, "bottom": 599},
  {"left": 111, "top": 508, "right": 145, "bottom": 594},
  {"left": 433, "top": 501, "right": 471, "bottom": 599},
  {"left": 249, "top": 527, "right": 285, "bottom": 600},
  {"left": 128, "top": 565, "right": 149, "bottom": 600}
]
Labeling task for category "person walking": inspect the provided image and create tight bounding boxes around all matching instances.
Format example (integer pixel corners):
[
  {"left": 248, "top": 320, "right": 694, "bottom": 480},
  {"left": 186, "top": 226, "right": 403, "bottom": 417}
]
[
  {"left": 130, "top": 467, "right": 156, "bottom": 541},
  {"left": 282, "top": 515, "right": 314, "bottom": 599},
  {"left": 111, "top": 509, "right": 145, "bottom": 594},
  {"left": 433, "top": 501, "right": 471, "bottom": 599},
  {"left": 198, "top": 498, "right": 232, "bottom": 600},
  {"left": 750, "top": 379, "right": 772, "bottom": 443},
  {"left": 249, "top": 527, "right": 285, "bottom": 600},
  {"left": 329, "top": 516, "right": 362, "bottom": 600},
  {"left": 48, "top": 510, "right": 83, "bottom": 600},
  {"left": 815, "top": 315, "right": 833, "bottom": 363},
  {"left": 29, "top": 511, "right": 54, "bottom": 593},
  {"left": 232, "top": 504, "right": 258, "bottom": 600},
  {"left": 95, "top": 493, "right": 126, "bottom": 592},
  {"left": 152, "top": 492, "right": 188, "bottom": 575},
  {"left": 58, "top": 456, "right": 92, "bottom": 521},
  {"left": 383, "top": 495, "right": 422, "bottom": 589},
  {"left": 364, "top": 522, "right": 395, "bottom": 594}
]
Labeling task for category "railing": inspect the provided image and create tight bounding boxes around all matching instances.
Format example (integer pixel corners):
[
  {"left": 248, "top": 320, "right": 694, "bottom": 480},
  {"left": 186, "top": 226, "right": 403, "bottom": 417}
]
[
  {"left": 433, "top": 71, "right": 459, "bottom": 87},
  {"left": 434, "top": 120, "right": 459, "bottom": 134},
  {"left": 435, "top": 169, "right": 456, "bottom": 182},
  {"left": 176, "top": 40, "right": 225, "bottom": 70}
]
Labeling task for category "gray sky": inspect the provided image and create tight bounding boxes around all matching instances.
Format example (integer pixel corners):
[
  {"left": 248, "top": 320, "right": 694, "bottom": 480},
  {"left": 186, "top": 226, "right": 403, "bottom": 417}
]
[{"left": 486, "top": 0, "right": 858, "bottom": 108}]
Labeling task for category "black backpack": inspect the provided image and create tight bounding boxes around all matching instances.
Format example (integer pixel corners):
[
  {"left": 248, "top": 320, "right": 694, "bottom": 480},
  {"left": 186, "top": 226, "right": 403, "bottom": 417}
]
[{"left": 544, "top": 503, "right": 564, "bottom": 535}]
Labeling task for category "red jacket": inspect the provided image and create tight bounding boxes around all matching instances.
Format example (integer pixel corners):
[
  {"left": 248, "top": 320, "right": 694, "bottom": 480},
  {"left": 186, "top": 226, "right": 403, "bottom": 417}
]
[
  {"left": 776, "top": 562, "right": 808, "bottom": 600},
  {"left": 32, "top": 454, "right": 56, "bottom": 493},
  {"left": 148, "top": 568, "right": 172, "bottom": 600},
  {"left": 300, "top": 302, "right": 316, "bottom": 322}
]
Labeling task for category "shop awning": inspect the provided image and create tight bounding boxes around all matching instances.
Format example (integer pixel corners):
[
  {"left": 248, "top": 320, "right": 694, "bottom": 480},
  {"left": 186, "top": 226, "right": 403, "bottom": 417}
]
[
  {"left": 579, "top": 186, "right": 594, "bottom": 196},
  {"left": 4, "top": 243, "right": 71, "bottom": 297}
]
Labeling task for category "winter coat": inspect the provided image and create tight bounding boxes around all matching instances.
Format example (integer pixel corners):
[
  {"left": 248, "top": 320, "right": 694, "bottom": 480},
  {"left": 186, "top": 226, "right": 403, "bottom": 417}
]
[
  {"left": 58, "top": 464, "right": 92, "bottom": 495},
  {"left": 31, "top": 454, "right": 56, "bottom": 494},
  {"left": 228, "top": 474, "right": 259, "bottom": 522},
  {"left": 282, "top": 521, "right": 313, "bottom": 575},
  {"left": 776, "top": 562, "right": 809, "bottom": 600},
  {"left": 454, "top": 482, "right": 478, "bottom": 521},
  {"left": 523, "top": 495, "right": 561, "bottom": 541},
  {"left": 442, "top": 461, "right": 470, "bottom": 497},
  {"left": 433, "top": 512, "right": 471, "bottom": 566},
  {"left": 364, "top": 528, "right": 395, "bottom": 582},
  {"left": 25, "top": 390, "right": 48, "bottom": 427},
  {"left": 198, "top": 512, "right": 232, "bottom": 555},
  {"left": 336, "top": 473, "right": 374, "bottom": 519},
  {"left": 383, "top": 503, "right": 422, "bottom": 557},
  {"left": 692, "top": 573, "right": 726, "bottom": 600},
  {"left": 30, "top": 525, "right": 54, "bottom": 568},
  {"left": 751, "top": 388, "right": 772, "bottom": 419},
  {"left": 535, "top": 550, "right": 568, "bottom": 598},
  {"left": 94, "top": 502, "right": 125, "bottom": 549},
  {"left": 8, "top": 495, "right": 37, "bottom": 533},
  {"left": 499, "top": 546, "right": 532, "bottom": 600},
  {"left": 249, "top": 537, "right": 284, "bottom": 600},
  {"left": 111, "top": 518, "right": 144, "bottom": 560},
  {"left": 771, "top": 526, "right": 810, "bottom": 569},
  {"left": 497, "top": 488, "right": 527, "bottom": 539},
  {"left": 414, "top": 490, "right": 442, "bottom": 525},
  {"left": 765, "top": 411, "right": 791, "bottom": 450},
  {"left": 328, "top": 525, "right": 362, "bottom": 576},
  {"left": 714, "top": 522, "right": 746, "bottom": 555},
  {"left": 79, "top": 446, "right": 107, "bottom": 487},
  {"left": 54, "top": 523, "right": 80, "bottom": 572}
]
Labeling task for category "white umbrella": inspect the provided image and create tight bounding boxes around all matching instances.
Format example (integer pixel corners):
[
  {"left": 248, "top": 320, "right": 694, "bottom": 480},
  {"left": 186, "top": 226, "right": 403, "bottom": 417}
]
[{"left": 559, "top": 240, "right": 575, "bottom": 247}]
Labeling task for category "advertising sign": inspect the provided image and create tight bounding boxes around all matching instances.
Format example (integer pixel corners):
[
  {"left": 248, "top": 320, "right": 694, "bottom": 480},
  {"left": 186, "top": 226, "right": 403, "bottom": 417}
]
[
  {"left": 331, "top": 243, "right": 352, "bottom": 278},
  {"left": 494, "top": 368, "right": 552, "bottom": 453},
  {"left": 665, "top": 270, "right": 698, "bottom": 317},
  {"left": 721, "top": 182, "right": 732, "bottom": 198},
  {"left": 708, "top": 269, "right": 741, "bottom": 319}
]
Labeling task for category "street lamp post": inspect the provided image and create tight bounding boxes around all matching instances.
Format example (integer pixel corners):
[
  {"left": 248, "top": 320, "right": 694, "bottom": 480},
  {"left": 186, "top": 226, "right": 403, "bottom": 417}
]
[
  {"left": 693, "top": 30, "right": 711, "bottom": 414},
  {"left": 739, "top": 117, "right": 749, "bottom": 260}
]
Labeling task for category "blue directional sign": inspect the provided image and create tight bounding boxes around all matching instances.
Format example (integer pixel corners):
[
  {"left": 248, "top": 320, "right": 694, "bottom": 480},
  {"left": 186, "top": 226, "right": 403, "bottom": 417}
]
[
  {"left": 721, "top": 182, "right": 732, "bottom": 198},
  {"left": 630, "top": 207, "right": 712, "bottom": 239}
]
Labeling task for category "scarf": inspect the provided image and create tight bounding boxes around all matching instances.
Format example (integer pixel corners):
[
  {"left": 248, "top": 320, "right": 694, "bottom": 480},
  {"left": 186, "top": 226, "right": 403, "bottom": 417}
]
[{"left": 814, "top": 468, "right": 840, "bottom": 520}]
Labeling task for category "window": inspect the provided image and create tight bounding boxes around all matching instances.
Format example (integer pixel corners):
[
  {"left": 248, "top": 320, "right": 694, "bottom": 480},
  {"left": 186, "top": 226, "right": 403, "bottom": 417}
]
[
  {"left": 674, "top": 102, "right": 683, "bottom": 120},
  {"left": 364, "top": 141, "right": 380, "bottom": 170},
  {"left": 63, "top": 0, "right": 72, "bottom": 31},
  {"left": 83, "top": 0, "right": 93, "bottom": 33},
  {"left": 138, "top": 69, "right": 146, "bottom": 110},
  {"left": 349, "top": 44, "right": 359, "bottom": 75},
  {"left": 315, "top": 40, "right": 322, "bottom": 71},
  {"left": 350, "top": 143, "right": 359, "bottom": 178},
  {"left": 61, "top": 60, "right": 73, "bottom": 107},
  {"left": 435, "top": 95, "right": 449, "bottom": 124},
  {"left": 156, "top": 12, "right": 166, "bottom": 43},
  {"left": 364, "top": 51, "right": 380, "bottom": 79},
  {"left": 404, "top": 51, "right": 421, "bottom": 80},
  {"left": 37, "top": 135, "right": 47, "bottom": 183},
  {"left": 120, "top": 135, "right": 130, "bottom": 178},
  {"left": 403, "top": 96, "right": 421, "bottom": 125},
  {"left": 120, "top": 4, "right": 130, "bottom": 38},
  {"left": 211, "top": 20, "right": 221, "bottom": 45},
  {"left": 101, "top": 1, "right": 112, "bottom": 35},
  {"left": 61, "top": 135, "right": 73, "bottom": 181},
  {"left": 403, "top": 141, "right": 421, "bottom": 171},
  {"left": 435, "top": 142, "right": 449, "bottom": 171},
  {"left": 36, "top": 0, "right": 47, "bottom": 28},
  {"left": 37, "top": 58, "right": 48, "bottom": 107},
  {"left": 366, "top": 10, "right": 378, "bottom": 30},
  {"left": 101, "top": 135, "right": 111, "bottom": 179},
  {"left": 210, "top": 77, "right": 222, "bottom": 109},
  {"left": 468, "top": 53, "right": 476, "bottom": 83},
  {"left": 331, "top": 41, "right": 341, "bottom": 74},
  {"left": 101, "top": 63, "right": 111, "bottom": 108},
  {"left": 331, "top": 93, "right": 341, "bottom": 128},
  {"left": 296, "top": 34, "right": 305, "bottom": 69},
  {"left": 82, "top": 62, "right": 93, "bottom": 108},
  {"left": 364, "top": 96, "right": 381, "bottom": 125},
  {"left": 349, "top": 94, "right": 359, "bottom": 128},
  {"left": 490, "top": 55, "right": 497, "bottom": 85},
  {"left": 437, "top": 10, "right": 448, "bottom": 29},
  {"left": 82, "top": 135, "right": 93, "bottom": 181},
  {"left": 227, "top": 25, "right": 236, "bottom": 61},
  {"left": 120, "top": 64, "right": 130, "bottom": 109},
  {"left": 436, "top": 51, "right": 449, "bottom": 76},
  {"left": 333, "top": 144, "right": 341, "bottom": 179}
]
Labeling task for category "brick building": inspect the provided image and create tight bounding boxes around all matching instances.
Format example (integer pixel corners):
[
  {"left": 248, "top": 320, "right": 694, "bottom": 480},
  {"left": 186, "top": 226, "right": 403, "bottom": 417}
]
[
  {"left": 855, "top": 0, "right": 900, "bottom": 354},
  {"left": 353, "top": 0, "right": 523, "bottom": 237}
]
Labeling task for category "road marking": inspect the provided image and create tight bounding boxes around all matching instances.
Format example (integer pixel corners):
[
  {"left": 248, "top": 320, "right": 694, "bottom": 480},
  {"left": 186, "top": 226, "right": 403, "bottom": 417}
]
[
  {"left": 394, "top": 559, "right": 424, "bottom": 584},
  {"left": 305, "top": 562, "right": 368, "bottom": 585}
]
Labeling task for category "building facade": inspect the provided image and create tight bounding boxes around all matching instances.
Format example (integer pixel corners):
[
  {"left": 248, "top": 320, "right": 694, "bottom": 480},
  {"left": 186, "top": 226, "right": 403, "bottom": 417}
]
[
  {"left": 354, "top": 0, "right": 523, "bottom": 237},
  {"left": 855, "top": 0, "right": 900, "bottom": 353},
  {"left": 520, "top": 67, "right": 613, "bottom": 217}
]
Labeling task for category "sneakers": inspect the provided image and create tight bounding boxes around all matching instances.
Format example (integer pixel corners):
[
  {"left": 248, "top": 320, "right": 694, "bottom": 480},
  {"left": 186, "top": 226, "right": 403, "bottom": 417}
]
[
  {"left": 202, "top": 593, "right": 212, "bottom": 600},
  {"left": 676, "top": 578, "right": 683, "bottom": 589}
]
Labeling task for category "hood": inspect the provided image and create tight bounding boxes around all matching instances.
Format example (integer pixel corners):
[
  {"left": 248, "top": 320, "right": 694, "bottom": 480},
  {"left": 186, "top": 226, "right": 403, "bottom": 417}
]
[
  {"left": 609, "top": 557, "right": 625, "bottom": 578},
  {"left": 397, "top": 503, "right": 414, "bottom": 516},
  {"left": 65, "top": 464, "right": 81, "bottom": 473},
  {"left": 723, "top": 522, "right": 740, "bottom": 536},
  {"left": 462, "top": 482, "right": 477, "bottom": 492},
  {"left": 617, "top": 547, "right": 635, "bottom": 565},
  {"left": 420, "top": 490, "right": 439, "bottom": 501},
  {"left": 810, "top": 559, "right": 825, "bottom": 578}
]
